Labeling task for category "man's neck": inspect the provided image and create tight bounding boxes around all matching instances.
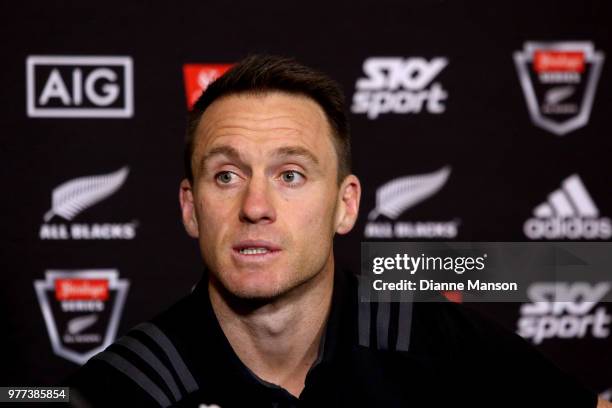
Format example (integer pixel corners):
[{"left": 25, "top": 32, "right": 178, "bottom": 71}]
[{"left": 208, "top": 265, "right": 334, "bottom": 398}]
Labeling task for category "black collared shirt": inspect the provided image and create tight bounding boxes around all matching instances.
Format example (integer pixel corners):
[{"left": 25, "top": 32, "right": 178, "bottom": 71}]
[{"left": 69, "top": 270, "right": 597, "bottom": 407}]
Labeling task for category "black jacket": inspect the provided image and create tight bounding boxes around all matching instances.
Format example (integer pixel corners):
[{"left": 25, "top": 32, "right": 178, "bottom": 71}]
[{"left": 68, "top": 269, "right": 597, "bottom": 407}]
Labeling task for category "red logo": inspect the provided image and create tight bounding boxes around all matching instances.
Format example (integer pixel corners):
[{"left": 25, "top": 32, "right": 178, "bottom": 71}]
[
  {"left": 183, "top": 64, "right": 233, "bottom": 109},
  {"left": 442, "top": 290, "right": 463, "bottom": 303},
  {"left": 55, "top": 279, "right": 109, "bottom": 300},
  {"left": 534, "top": 51, "right": 585, "bottom": 73}
]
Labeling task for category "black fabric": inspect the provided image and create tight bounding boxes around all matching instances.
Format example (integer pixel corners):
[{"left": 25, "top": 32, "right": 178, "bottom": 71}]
[{"left": 67, "top": 269, "right": 598, "bottom": 407}]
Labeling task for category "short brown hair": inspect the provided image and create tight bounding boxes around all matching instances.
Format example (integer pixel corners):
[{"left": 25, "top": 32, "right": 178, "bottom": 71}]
[{"left": 184, "top": 54, "right": 351, "bottom": 184}]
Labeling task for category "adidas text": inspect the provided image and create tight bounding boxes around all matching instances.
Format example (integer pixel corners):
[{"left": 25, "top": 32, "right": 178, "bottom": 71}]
[{"left": 524, "top": 217, "right": 612, "bottom": 240}]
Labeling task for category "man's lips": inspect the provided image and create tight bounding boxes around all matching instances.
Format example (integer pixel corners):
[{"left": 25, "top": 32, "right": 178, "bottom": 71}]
[{"left": 231, "top": 240, "right": 282, "bottom": 261}]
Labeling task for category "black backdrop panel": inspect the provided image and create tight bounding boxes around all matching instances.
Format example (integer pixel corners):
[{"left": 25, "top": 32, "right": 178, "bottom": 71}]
[{"left": 1, "top": 0, "right": 610, "bottom": 396}]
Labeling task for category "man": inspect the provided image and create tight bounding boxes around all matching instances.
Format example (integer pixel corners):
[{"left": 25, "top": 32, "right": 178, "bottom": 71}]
[{"left": 69, "top": 55, "right": 609, "bottom": 407}]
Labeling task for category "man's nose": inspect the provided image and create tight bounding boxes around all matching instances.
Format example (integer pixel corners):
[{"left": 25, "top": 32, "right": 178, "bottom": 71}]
[{"left": 239, "top": 175, "right": 276, "bottom": 224}]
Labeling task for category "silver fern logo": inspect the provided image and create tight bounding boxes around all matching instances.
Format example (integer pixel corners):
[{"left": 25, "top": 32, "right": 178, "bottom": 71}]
[
  {"left": 67, "top": 314, "right": 98, "bottom": 335},
  {"left": 365, "top": 166, "right": 459, "bottom": 239},
  {"left": 44, "top": 167, "right": 129, "bottom": 222},
  {"left": 40, "top": 167, "right": 138, "bottom": 240},
  {"left": 368, "top": 166, "right": 451, "bottom": 220}
]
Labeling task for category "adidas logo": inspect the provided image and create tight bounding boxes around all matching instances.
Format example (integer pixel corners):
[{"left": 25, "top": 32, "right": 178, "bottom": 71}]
[{"left": 524, "top": 174, "right": 611, "bottom": 239}]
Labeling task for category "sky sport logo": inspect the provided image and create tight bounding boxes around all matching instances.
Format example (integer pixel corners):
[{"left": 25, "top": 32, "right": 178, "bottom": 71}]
[
  {"left": 33, "top": 269, "right": 129, "bottom": 365},
  {"left": 364, "top": 166, "right": 459, "bottom": 239},
  {"left": 26, "top": 56, "right": 134, "bottom": 118},
  {"left": 39, "top": 167, "right": 138, "bottom": 240},
  {"left": 183, "top": 63, "right": 233, "bottom": 110},
  {"left": 524, "top": 174, "right": 611, "bottom": 240},
  {"left": 351, "top": 57, "right": 449, "bottom": 119},
  {"left": 517, "top": 282, "right": 611, "bottom": 345},
  {"left": 514, "top": 42, "right": 604, "bottom": 136}
]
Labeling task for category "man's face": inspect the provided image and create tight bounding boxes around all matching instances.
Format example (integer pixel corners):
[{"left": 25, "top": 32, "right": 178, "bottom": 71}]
[{"left": 180, "top": 92, "right": 360, "bottom": 300}]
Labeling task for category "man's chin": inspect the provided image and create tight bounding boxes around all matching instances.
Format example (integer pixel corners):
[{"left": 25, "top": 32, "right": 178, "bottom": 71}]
[
  {"left": 230, "top": 276, "right": 299, "bottom": 300},
  {"left": 215, "top": 282, "right": 291, "bottom": 311},
  {"left": 208, "top": 261, "right": 330, "bottom": 308},
  {"left": 210, "top": 270, "right": 283, "bottom": 298},
  {"left": 215, "top": 271, "right": 314, "bottom": 305}
]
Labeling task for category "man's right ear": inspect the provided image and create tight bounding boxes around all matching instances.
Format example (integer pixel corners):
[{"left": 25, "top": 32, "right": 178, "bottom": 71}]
[{"left": 179, "top": 179, "right": 199, "bottom": 238}]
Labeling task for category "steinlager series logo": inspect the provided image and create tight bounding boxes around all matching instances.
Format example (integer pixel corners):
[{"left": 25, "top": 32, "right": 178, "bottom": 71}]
[
  {"left": 514, "top": 42, "right": 604, "bottom": 135},
  {"left": 34, "top": 269, "right": 130, "bottom": 365}
]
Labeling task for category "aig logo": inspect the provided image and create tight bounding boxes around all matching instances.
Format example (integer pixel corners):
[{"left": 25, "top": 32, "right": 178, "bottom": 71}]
[{"left": 26, "top": 56, "right": 134, "bottom": 118}]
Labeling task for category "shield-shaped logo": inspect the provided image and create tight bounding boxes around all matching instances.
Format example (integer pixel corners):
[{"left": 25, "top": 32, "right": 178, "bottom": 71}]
[
  {"left": 514, "top": 41, "right": 604, "bottom": 136},
  {"left": 34, "top": 269, "right": 129, "bottom": 365}
]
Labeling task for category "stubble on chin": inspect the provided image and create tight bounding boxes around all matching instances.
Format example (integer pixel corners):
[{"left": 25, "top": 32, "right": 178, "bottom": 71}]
[{"left": 208, "top": 262, "right": 328, "bottom": 312}]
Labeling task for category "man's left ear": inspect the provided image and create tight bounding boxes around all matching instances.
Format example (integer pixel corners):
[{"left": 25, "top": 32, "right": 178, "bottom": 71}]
[
  {"left": 179, "top": 178, "right": 200, "bottom": 238},
  {"left": 335, "top": 175, "right": 361, "bottom": 235}
]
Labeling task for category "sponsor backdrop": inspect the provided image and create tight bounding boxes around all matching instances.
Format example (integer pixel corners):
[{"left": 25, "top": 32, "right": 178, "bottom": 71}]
[{"left": 1, "top": 0, "right": 611, "bottom": 397}]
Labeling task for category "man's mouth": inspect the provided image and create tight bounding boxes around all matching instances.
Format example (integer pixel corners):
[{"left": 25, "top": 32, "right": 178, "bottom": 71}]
[
  {"left": 238, "top": 247, "right": 272, "bottom": 255},
  {"left": 232, "top": 240, "right": 282, "bottom": 259}
]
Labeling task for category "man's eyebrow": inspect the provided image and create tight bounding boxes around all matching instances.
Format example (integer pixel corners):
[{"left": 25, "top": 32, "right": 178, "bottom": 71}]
[
  {"left": 272, "top": 146, "right": 320, "bottom": 166},
  {"left": 199, "top": 145, "right": 244, "bottom": 172},
  {"left": 197, "top": 145, "right": 320, "bottom": 173}
]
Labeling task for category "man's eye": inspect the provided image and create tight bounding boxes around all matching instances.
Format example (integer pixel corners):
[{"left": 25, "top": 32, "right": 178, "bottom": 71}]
[
  {"left": 280, "top": 170, "right": 304, "bottom": 185},
  {"left": 215, "top": 171, "right": 238, "bottom": 184}
]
